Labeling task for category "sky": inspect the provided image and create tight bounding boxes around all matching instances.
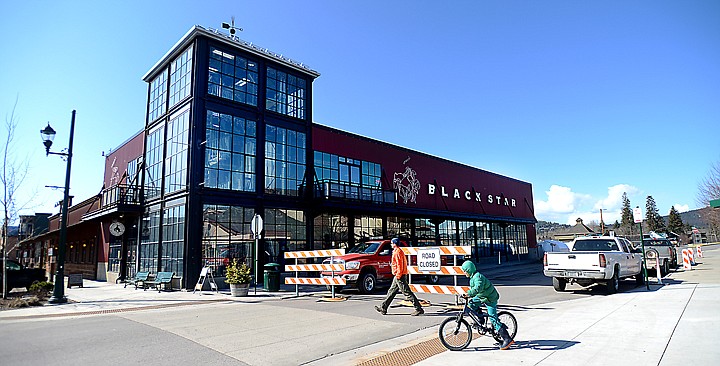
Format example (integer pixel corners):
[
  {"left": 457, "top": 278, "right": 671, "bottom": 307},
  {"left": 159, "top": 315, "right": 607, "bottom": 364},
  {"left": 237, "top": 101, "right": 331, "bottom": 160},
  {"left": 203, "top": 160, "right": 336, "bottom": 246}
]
[{"left": 1, "top": 0, "right": 718, "bottom": 226}]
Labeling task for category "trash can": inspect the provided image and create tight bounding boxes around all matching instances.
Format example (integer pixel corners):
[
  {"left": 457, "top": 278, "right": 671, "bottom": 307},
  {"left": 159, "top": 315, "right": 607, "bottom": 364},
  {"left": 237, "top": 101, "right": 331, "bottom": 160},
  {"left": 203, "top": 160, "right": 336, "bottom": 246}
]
[{"left": 263, "top": 263, "right": 281, "bottom": 291}]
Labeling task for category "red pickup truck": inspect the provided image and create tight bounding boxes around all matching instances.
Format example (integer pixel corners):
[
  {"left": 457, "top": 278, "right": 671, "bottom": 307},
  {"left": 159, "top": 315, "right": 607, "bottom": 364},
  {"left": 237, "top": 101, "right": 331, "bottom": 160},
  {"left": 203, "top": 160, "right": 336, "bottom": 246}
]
[{"left": 320, "top": 239, "right": 443, "bottom": 294}]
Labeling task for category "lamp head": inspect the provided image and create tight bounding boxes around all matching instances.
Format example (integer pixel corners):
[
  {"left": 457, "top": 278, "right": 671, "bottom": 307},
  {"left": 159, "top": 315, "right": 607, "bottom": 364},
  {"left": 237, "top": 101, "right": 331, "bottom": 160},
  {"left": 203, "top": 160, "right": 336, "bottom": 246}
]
[{"left": 41, "top": 123, "right": 56, "bottom": 155}]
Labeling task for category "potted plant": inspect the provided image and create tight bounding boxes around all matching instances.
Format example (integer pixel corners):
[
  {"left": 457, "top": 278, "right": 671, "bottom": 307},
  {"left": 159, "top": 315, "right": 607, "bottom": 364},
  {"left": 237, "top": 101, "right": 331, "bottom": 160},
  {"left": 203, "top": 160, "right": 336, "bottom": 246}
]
[{"left": 225, "top": 259, "right": 252, "bottom": 296}]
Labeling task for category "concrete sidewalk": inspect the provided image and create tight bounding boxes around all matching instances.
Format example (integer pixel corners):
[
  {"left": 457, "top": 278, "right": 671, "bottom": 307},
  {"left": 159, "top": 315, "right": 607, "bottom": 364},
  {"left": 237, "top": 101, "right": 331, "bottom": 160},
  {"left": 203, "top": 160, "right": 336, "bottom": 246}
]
[
  {"left": 315, "top": 245, "right": 720, "bottom": 366},
  {"left": 414, "top": 282, "right": 720, "bottom": 366},
  {"left": 0, "top": 280, "right": 297, "bottom": 320}
]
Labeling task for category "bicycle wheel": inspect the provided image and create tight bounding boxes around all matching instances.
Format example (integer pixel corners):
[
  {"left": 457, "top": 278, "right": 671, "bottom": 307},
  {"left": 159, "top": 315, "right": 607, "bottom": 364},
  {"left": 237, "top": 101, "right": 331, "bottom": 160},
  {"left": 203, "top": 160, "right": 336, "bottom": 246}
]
[
  {"left": 491, "top": 311, "right": 518, "bottom": 343},
  {"left": 438, "top": 316, "right": 473, "bottom": 351}
]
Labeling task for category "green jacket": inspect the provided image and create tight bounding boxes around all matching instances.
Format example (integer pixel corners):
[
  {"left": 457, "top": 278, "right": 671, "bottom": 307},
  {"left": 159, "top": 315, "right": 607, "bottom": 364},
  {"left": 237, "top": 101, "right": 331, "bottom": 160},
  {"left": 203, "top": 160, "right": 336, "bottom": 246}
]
[{"left": 462, "top": 260, "right": 499, "bottom": 304}]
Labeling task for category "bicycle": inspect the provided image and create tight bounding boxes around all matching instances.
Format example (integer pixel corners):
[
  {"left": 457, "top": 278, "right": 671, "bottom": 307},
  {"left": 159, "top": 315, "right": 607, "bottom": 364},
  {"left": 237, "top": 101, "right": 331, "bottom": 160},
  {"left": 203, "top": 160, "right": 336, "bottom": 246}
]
[{"left": 438, "top": 296, "right": 518, "bottom": 351}]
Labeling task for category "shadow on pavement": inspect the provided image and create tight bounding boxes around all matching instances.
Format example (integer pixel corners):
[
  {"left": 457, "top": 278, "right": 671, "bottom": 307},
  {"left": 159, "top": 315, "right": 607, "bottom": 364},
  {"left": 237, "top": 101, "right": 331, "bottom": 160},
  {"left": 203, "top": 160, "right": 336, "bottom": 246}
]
[{"left": 509, "top": 339, "right": 581, "bottom": 351}]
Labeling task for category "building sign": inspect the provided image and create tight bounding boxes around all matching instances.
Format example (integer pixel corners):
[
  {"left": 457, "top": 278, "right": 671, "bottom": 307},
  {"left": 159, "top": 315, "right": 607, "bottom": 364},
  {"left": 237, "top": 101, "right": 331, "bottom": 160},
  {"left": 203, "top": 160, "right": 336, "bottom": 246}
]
[
  {"left": 393, "top": 164, "right": 420, "bottom": 204},
  {"left": 427, "top": 183, "right": 517, "bottom": 207}
]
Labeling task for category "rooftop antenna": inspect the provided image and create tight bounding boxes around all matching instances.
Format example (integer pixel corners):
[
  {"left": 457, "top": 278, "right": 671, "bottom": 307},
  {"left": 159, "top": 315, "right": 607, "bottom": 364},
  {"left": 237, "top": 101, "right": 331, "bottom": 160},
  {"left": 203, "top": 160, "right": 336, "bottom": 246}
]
[{"left": 221, "top": 16, "right": 243, "bottom": 37}]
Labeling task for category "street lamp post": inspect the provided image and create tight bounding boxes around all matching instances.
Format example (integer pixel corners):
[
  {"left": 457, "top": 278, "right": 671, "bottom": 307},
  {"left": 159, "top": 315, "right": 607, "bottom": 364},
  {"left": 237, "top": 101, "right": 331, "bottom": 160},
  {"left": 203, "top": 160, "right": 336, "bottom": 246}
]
[{"left": 41, "top": 110, "right": 76, "bottom": 304}]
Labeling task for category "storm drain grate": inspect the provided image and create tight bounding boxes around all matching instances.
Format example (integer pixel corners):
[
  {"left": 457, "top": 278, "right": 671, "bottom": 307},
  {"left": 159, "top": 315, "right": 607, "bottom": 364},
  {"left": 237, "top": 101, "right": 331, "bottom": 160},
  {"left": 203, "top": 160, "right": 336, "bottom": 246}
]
[
  {"left": 356, "top": 336, "right": 449, "bottom": 366},
  {"left": 0, "top": 299, "right": 230, "bottom": 321}
]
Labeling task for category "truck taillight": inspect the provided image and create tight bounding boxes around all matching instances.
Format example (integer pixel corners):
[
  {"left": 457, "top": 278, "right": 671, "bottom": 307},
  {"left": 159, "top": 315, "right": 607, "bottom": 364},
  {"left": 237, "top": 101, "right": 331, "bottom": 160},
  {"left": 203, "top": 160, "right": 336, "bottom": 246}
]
[
  {"left": 543, "top": 253, "right": 548, "bottom": 266},
  {"left": 599, "top": 253, "right": 607, "bottom": 268}
]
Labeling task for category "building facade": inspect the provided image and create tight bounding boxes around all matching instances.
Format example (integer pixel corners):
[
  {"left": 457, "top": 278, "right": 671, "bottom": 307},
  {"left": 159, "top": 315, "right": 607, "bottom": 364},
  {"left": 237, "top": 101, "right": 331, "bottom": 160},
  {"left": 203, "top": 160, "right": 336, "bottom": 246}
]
[{"left": 58, "top": 25, "right": 537, "bottom": 289}]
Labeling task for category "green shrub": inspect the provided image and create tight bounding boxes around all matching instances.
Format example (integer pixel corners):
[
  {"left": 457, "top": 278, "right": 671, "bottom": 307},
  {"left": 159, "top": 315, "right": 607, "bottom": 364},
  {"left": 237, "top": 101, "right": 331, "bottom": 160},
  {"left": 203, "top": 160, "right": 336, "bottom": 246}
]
[
  {"left": 225, "top": 259, "right": 252, "bottom": 284},
  {"left": 29, "top": 281, "right": 54, "bottom": 292}
]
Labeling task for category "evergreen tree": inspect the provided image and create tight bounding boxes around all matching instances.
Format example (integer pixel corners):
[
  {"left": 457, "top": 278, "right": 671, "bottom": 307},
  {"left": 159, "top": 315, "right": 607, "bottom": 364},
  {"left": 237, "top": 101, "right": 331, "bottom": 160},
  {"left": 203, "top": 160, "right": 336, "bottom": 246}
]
[
  {"left": 613, "top": 220, "right": 621, "bottom": 230},
  {"left": 645, "top": 195, "right": 666, "bottom": 233},
  {"left": 621, "top": 192, "right": 633, "bottom": 233},
  {"left": 667, "top": 206, "right": 684, "bottom": 235}
]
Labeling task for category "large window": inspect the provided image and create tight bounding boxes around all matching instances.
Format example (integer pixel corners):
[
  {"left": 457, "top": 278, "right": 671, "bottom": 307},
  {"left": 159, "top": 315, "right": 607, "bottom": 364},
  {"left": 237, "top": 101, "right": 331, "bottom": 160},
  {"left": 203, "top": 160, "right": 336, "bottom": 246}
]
[
  {"left": 415, "top": 218, "right": 436, "bottom": 245},
  {"left": 266, "top": 67, "right": 306, "bottom": 119},
  {"left": 204, "top": 110, "right": 256, "bottom": 191},
  {"left": 265, "top": 125, "right": 306, "bottom": 196},
  {"left": 354, "top": 216, "right": 383, "bottom": 243},
  {"left": 458, "top": 221, "right": 476, "bottom": 246},
  {"left": 139, "top": 206, "right": 161, "bottom": 272},
  {"left": 439, "top": 220, "right": 458, "bottom": 246},
  {"left": 169, "top": 45, "right": 193, "bottom": 107},
  {"left": 165, "top": 108, "right": 189, "bottom": 194},
  {"left": 264, "top": 208, "right": 307, "bottom": 264},
  {"left": 208, "top": 46, "right": 258, "bottom": 106},
  {"left": 202, "top": 204, "right": 254, "bottom": 276},
  {"left": 148, "top": 70, "right": 167, "bottom": 122},
  {"left": 108, "top": 236, "right": 121, "bottom": 273},
  {"left": 387, "top": 217, "right": 412, "bottom": 239},
  {"left": 144, "top": 125, "right": 164, "bottom": 200},
  {"left": 314, "top": 152, "right": 386, "bottom": 202},
  {"left": 313, "top": 214, "right": 349, "bottom": 250},
  {"left": 161, "top": 200, "right": 185, "bottom": 276}
]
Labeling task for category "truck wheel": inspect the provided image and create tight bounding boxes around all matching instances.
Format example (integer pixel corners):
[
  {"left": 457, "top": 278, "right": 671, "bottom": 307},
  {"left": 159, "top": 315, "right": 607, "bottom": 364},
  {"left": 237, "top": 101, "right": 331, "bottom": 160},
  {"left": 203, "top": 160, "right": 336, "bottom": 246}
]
[
  {"left": 358, "top": 272, "right": 376, "bottom": 294},
  {"left": 552, "top": 277, "right": 566, "bottom": 292},
  {"left": 661, "top": 260, "right": 669, "bottom": 276},
  {"left": 426, "top": 275, "right": 440, "bottom": 285},
  {"left": 606, "top": 270, "right": 619, "bottom": 294}
]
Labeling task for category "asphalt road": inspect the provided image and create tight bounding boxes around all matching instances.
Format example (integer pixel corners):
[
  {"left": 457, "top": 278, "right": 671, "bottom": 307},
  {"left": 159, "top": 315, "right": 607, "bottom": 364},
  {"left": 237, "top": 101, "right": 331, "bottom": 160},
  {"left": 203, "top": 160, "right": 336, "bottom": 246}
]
[{"left": 0, "top": 248, "right": 708, "bottom": 366}]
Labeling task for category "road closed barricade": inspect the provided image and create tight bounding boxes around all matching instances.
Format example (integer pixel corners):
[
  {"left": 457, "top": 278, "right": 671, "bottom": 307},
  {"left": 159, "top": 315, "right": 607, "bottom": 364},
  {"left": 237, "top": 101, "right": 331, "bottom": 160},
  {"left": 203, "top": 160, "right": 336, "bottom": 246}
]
[
  {"left": 284, "top": 249, "right": 346, "bottom": 297},
  {"left": 682, "top": 249, "right": 693, "bottom": 270},
  {"left": 401, "top": 246, "right": 471, "bottom": 297}
]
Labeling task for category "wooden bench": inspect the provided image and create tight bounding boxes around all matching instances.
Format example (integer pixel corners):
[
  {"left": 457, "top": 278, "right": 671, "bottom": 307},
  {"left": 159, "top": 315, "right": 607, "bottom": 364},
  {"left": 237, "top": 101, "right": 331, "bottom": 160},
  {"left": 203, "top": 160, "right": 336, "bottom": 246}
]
[
  {"left": 124, "top": 271, "right": 151, "bottom": 290},
  {"left": 145, "top": 271, "right": 175, "bottom": 292}
]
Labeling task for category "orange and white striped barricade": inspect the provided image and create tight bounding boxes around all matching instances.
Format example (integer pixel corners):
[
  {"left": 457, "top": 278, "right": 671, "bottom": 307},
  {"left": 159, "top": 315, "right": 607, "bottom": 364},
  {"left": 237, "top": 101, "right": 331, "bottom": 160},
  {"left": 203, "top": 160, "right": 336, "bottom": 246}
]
[
  {"left": 682, "top": 249, "right": 692, "bottom": 270},
  {"left": 284, "top": 249, "right": 346, "bottom": 298},
  {"left": 402, "top": 246, "right": 471, "bottom": 305},
  {"left": 688, "top": 248, "right": 695, "bottom": 265},
  {"left": 409, "top": 284, "right": 470, "bottom": 296},
  {"left": 697, "top": 246, "right": 704, "bottom": 258}
]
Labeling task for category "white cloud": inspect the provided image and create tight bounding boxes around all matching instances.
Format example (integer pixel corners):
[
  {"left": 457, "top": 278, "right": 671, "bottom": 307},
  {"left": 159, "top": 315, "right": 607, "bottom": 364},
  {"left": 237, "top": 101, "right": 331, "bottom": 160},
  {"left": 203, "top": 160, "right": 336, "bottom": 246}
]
[
  {"left": 535, "top": 185, "right": 591, "bottom": 222},
  {"left": 535, "top": 183, "right": 640, "bottom": 224},
  {"left": 593, "top": 184, "right": 639, "bottom": 212}
]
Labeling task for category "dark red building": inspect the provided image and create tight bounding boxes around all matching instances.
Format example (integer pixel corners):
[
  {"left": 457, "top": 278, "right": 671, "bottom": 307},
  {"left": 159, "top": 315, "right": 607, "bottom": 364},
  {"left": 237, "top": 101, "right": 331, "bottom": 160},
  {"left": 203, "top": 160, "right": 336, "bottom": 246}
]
[{"left": 44, "top": 25, "right": 537, "bottom": 289}]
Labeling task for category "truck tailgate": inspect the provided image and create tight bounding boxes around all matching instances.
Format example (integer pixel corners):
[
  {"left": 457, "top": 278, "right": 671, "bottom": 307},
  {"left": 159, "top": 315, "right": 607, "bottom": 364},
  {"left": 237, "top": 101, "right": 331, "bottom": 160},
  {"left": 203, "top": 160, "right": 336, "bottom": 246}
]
[{"left": 545, "top": 252, "right": 603, "bottom": 271}]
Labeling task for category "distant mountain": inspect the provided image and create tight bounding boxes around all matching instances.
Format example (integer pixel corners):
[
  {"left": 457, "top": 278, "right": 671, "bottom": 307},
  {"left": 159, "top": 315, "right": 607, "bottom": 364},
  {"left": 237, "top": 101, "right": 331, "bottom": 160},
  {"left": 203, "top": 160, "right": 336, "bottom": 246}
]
[
  {"left": 672, "top": 207, "right": 713, "bottom": 229},
  {"left": 537, "top": 220, "right": 571, "bottom": 232}
]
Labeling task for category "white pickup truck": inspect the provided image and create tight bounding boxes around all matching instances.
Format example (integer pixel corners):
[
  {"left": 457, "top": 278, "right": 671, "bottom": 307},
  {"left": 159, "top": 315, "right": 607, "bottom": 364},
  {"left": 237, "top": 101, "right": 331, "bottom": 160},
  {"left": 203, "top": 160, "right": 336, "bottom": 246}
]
[{"left": 543, "top": 236, "right": 645, "bottom": 294}]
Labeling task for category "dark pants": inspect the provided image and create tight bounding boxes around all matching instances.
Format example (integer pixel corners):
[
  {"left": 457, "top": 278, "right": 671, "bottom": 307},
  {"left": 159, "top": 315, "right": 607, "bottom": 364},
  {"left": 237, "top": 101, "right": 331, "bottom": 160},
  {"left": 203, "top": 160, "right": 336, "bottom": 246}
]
[{"left": 380, "top": 275, "right": 422, "bottom": 311}]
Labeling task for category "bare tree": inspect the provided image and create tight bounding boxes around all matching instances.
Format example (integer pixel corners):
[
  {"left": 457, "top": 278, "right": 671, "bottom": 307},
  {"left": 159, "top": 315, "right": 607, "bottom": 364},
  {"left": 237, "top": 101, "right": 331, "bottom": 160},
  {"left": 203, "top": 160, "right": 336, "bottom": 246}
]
[
  {"left": 2, "top": 98, "right": 34, "bottom": 298},
  {"left": 697, "top": 159, "right": 720, "bottom": 241},
  {"left": 697, "top": 159, "right": 720, "bottom": 205}
]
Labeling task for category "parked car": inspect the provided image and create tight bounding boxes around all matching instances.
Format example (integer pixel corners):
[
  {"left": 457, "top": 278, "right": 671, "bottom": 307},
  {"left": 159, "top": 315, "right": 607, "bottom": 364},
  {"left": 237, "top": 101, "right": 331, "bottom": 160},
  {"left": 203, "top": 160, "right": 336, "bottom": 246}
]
[
  {"left": 1, "top": 259, "right": 47, "bottom": 294},
  {"left": 538, "top": 240, "right": 570, "bottom": 255},
  {"left": 543, "top": 236, "right": 644, "bottom": 294},
  {"left": 638, "top": 238, "right": 678, "bottom": 276}
]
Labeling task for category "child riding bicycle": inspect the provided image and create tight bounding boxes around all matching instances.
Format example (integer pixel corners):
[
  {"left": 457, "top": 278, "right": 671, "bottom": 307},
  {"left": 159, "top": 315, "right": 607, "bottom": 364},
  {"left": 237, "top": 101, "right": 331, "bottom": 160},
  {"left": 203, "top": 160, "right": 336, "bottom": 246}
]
[{"left": 461, "top": 260, "right": 514, "bottom": 350}]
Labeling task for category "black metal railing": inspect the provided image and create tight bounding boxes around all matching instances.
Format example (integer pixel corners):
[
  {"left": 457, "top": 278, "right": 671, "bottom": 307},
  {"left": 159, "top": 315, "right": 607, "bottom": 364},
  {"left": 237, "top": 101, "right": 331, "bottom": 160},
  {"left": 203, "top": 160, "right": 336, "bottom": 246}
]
[
  {"left": 100, "top": 184, "right": 141, "bottom": 209},
  {"left": 310, "top": 181, "right": 396, "bottom": 204}
]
